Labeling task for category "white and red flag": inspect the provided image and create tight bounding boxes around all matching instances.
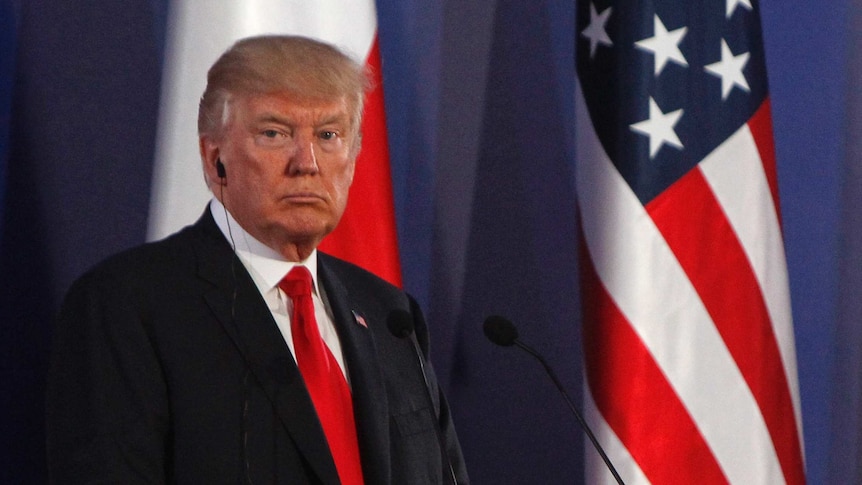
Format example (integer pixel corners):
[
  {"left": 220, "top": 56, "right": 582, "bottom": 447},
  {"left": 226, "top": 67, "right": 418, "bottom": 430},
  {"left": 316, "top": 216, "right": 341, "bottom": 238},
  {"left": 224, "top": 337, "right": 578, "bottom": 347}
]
[
  {"left": 148, "top": 0, "right": 401, "bottom": 286},
  {"left": 576, "top": 1, "right": 805, "bottom": 483}
]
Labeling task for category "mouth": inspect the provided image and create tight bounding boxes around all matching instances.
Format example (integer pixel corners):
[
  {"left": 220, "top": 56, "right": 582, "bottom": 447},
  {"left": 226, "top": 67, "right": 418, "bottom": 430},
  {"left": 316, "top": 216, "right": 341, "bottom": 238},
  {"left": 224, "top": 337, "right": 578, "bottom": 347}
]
[{"left": 283, "top": 192, "right": 325, "bottom": 204}]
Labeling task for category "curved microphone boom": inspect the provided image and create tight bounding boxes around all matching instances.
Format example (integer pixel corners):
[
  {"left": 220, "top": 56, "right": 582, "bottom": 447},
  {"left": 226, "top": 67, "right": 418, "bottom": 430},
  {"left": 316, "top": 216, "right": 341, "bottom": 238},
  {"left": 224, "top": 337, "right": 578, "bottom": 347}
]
[
  {"left": 387, "top": 310, "right": 458, "bottom": 485},
  {"left": 483, "top": 315, "right": 625, "bottom": 485}
]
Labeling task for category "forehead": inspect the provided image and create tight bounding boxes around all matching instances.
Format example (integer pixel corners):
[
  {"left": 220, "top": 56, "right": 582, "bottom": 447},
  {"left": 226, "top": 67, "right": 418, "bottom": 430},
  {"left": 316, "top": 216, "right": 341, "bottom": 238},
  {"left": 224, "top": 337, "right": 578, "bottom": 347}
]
[{"left": 231, "top": 91, "right": 352, "bottom": 125}]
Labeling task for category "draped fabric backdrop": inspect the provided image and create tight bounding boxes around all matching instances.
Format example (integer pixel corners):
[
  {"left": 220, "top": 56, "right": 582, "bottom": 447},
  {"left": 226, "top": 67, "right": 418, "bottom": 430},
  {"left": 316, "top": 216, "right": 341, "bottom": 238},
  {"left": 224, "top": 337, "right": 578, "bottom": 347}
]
[
  {"left": 0, "top": 1, "right": 859, "bottom": 484},
  {"left": 0, "top": 0, "right": 15, "bottom": 242}
]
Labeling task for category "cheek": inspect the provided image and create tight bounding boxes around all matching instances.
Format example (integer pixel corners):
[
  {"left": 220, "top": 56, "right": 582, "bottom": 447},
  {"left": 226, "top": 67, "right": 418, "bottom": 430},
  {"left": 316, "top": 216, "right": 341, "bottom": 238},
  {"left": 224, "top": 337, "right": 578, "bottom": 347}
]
[
  {"left": 319, "top": 168, "right": 352, "bottom": 220},
  {"left": 324, "top": 156, "right": 354, "bottom": 188},
  {"left": 231, "top": 155, "right": 279, "bottom": 191},
  {"left": 223, "top": 162, "right": 272, "bottom": 211},
  {"left": 336, "top": 164, "right": 356, "bottom": 201},
  {"left": 342, "top": 159, "right": 356, "bottom": 189}
]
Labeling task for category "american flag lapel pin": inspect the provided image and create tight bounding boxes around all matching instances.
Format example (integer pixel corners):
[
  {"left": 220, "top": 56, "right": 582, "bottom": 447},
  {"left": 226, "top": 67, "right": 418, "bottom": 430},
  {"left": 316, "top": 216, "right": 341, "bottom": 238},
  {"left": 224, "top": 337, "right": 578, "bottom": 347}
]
[{"left": 351, "top": 310, "right": 368, "bottom": 328}]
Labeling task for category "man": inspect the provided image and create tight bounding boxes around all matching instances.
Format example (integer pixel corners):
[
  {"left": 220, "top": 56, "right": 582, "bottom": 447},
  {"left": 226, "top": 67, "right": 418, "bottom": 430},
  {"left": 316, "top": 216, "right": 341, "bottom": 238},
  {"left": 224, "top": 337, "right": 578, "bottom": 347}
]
[{"left": 46, "top": 35, "right": 468, "bottom": 484}]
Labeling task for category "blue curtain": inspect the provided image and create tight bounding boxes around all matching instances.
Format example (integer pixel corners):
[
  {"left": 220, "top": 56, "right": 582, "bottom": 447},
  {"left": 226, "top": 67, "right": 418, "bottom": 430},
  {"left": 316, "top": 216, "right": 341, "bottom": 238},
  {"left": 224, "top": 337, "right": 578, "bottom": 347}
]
[{"left": 0, "top": 1, "right": 858, "bottom": 483}]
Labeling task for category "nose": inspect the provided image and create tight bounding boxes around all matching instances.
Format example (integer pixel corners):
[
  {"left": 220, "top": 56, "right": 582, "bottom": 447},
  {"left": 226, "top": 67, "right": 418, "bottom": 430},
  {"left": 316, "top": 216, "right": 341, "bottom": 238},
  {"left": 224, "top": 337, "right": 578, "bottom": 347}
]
[{"left": 287, "top": 141, "right": 319, "bottom": 175}]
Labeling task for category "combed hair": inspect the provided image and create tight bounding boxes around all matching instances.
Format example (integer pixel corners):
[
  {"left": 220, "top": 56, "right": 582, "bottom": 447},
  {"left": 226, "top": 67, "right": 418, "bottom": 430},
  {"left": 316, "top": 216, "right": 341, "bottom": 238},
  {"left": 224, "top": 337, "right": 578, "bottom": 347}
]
[{"left": 198, "top": 35, "right": 372, "bottom": 140}]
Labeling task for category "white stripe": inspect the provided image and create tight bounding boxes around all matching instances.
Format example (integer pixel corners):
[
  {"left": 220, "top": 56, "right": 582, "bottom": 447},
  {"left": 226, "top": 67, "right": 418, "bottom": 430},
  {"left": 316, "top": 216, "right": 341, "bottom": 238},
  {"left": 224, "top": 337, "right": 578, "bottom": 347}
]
[
  {"left": 583, "top": 381, "right": 650, "bottom": 484},
  {"left": 575, "top": 81, "right": 785, "bottom": 484},
  {"left": 699, "top": 126, "right": 804, "bottom": 447},
  {"left": 148, "top": 0, "right": 377, "bottom": 241}
]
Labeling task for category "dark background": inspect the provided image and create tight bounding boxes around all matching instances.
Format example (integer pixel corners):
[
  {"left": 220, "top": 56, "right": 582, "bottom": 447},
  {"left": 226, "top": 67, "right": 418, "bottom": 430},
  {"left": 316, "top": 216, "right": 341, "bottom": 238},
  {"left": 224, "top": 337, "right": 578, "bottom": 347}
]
[{"left": 1, "top": 0, "right": 858, "bottom": 483}]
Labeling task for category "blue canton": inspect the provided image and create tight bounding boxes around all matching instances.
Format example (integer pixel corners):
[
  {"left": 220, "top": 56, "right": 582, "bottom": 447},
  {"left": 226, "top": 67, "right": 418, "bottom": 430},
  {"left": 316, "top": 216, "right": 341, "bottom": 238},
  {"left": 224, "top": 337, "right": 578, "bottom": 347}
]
[{"left": 576, "top": 0, "right": 769, "bottom": 205}]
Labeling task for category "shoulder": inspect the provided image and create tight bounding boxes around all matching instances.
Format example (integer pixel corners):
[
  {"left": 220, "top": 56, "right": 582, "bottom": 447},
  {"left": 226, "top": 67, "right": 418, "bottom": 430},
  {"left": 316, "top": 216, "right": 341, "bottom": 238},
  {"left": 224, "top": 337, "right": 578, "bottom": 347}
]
[
  {"left": 318, "top": 252, "right": 402, "bottom": 298},
  {"left": 317, "top": 251, "right": 417, "bottom": 322},
  {"left": 65, "top": 211, "right": 227, "bottom": 301},
  {"left": 317, "top": 252, "right": 431, "bottom": 340},
  {"left": 82, "top": 223, "right": 196, "bottom": 280}
]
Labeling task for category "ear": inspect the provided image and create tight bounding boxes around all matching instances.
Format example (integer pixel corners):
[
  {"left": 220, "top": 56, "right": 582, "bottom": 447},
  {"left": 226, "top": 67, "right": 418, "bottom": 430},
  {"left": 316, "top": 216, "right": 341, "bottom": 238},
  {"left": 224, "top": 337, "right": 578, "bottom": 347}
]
[{"left": 199, "top": 135, "right": 224, "bottom": 187}]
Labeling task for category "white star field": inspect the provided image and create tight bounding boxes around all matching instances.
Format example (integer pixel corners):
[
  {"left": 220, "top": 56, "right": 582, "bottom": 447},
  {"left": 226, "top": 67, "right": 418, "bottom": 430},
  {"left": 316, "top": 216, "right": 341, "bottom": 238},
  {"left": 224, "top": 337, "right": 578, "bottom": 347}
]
[{"left": 580, "top": 2, "right": 754, "bottom": 159}]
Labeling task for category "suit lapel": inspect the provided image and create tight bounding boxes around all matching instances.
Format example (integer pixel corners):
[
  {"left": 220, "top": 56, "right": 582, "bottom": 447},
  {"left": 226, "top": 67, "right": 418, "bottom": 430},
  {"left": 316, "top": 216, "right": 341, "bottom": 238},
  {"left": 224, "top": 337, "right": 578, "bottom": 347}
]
[
  {"left": 191, "top": 212, "right": 340, "bottom": 484},
  {"left": 318, "top": 256, "right": 391, "bottom": 485}
]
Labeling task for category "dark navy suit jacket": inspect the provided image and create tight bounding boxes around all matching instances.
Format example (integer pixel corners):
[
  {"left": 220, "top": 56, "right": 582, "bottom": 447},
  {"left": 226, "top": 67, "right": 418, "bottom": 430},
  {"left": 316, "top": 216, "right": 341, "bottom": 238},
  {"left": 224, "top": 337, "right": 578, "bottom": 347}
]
[{"left": 46, "top": 209, "right": 467, "bottom": 484}]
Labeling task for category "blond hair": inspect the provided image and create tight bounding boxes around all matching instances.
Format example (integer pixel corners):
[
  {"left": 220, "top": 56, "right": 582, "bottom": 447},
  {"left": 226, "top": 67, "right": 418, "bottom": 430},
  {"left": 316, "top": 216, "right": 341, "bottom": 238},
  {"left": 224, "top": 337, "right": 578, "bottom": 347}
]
[{"left": 198, "top": 35, "right": 371, "bottom": 144}]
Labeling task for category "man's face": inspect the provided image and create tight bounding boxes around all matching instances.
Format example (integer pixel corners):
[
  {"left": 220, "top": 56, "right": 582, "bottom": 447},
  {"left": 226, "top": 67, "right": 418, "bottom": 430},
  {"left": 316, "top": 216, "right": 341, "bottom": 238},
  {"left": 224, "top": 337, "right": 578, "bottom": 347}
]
[{"left": 210, "top": 91, "right": 358, "bottom": 258}]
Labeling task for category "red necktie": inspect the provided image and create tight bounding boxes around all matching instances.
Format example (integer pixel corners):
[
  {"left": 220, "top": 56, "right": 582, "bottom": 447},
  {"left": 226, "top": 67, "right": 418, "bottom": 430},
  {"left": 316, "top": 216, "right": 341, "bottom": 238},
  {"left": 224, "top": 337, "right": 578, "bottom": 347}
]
[{"left": 279, "top": 266, "right": 364, "bottom": 485}]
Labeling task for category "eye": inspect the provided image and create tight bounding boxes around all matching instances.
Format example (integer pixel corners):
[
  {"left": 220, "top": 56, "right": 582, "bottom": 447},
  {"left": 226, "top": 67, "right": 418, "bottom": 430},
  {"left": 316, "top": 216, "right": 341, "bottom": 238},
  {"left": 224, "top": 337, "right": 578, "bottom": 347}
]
[
  {"left": 319, "top": 131, "right": 337, "bottom": 141},
  {"left": 254, "top": 127, "right": 290, "bottom": 148}
]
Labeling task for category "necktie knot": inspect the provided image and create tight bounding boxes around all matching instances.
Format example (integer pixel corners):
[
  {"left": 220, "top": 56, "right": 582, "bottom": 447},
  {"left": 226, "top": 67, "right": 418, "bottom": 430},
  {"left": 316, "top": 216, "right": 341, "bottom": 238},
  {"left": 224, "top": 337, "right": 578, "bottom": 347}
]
[{"left": 280, "top": 266, "right": 313, "bottom": 299}]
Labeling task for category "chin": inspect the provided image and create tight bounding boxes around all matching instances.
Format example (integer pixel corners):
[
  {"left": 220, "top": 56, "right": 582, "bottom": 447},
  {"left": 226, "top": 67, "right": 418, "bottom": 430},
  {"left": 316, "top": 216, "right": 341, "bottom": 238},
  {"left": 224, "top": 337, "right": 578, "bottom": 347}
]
[{"left": 278, "top": 221, "right": 332, "bottom": 244}]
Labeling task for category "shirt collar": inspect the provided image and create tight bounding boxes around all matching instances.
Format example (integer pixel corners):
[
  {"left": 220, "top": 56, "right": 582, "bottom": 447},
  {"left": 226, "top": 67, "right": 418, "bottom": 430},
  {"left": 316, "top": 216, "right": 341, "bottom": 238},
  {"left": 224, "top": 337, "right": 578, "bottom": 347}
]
[{"left": 210, "top": 198, "right": 321, "bottom": 295}]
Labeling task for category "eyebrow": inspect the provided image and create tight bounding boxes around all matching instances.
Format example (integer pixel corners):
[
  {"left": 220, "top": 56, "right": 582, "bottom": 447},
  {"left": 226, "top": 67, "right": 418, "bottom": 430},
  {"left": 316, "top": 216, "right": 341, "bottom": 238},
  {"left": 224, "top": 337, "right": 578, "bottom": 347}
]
[
  {"left": 254, "top": 113, "right": 292, "bottom": 126},
  {"left": 316, "top": 113, "right": 349, "bottom": 127},
  {"left": 254, "top": 111, "right": 349, "bottom": 128}
]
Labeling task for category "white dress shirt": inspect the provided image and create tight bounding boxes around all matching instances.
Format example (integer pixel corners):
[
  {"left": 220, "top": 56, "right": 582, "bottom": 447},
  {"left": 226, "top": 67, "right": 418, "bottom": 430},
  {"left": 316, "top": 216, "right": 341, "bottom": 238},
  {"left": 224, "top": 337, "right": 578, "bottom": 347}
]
[{"left": 210, "top": 198, "right": 349, "bottom": 381}]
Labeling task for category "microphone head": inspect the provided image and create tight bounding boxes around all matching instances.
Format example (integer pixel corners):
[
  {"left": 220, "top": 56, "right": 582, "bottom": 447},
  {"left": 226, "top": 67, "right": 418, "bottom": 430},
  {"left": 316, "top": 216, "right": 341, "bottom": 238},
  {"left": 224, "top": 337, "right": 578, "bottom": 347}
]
[
  {"left": 483, "top": 315, "right": 519, "bottom": 346},
  {"left": 387, "top": 309, "right": 415, "bottom": 339}
]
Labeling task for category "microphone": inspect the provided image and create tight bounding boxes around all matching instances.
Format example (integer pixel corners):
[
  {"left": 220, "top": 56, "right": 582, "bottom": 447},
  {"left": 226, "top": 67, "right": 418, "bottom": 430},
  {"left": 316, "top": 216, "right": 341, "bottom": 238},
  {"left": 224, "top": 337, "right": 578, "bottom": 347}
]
[
  {"left": 482, "top": 315, "right": 519, "bottom": 346},
  {"left": 483, "top": 315, "right": 625, "bottom": 485},
  {"left": 387, "top": 310, "right": 458, "bottom": 485},
  {"left": 387, "top": 310, "right": 413, "bottom": 339}
]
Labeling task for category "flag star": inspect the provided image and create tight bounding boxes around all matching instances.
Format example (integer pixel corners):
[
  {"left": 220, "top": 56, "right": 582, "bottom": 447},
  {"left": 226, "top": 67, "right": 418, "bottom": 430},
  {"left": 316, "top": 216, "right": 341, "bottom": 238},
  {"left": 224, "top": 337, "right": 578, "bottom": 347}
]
[
  {"left": 581, "top": 3, "right": 613, "bottom": 59},
  {"left": 704, "top": 39, "right": 751, "bottom": 100},
  {"left": 630, "top": 97, "right": 684, "bottom": 159},
  {"left": 634, "top": 15, "right": 688, "bottom": 76},
  {"left": 726, "top": 0, "right": 753, "bottom": 18}
]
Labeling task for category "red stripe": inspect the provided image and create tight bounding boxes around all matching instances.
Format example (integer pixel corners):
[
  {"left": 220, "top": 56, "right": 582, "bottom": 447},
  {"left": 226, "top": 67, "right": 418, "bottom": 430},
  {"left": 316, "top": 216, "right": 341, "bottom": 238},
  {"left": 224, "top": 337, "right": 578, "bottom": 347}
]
[
  {"left": 646, "top": 167, "right": 805, "bottom": 485},
  {"left": 319, "top": 36, "right": 402, "bottom": 287},
  {"left": 748, "top": 99, "right": 783, "bottom": 228},
  {"left": 580, "top": 228, "right": 729, "bottom": 485}
]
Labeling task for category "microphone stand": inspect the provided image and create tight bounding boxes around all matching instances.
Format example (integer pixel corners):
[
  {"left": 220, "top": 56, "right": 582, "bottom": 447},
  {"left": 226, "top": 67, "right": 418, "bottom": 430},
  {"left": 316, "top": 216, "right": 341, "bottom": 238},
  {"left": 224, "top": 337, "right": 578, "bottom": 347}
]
[{"left": 513, "top": 338, "right": 625, "bottom": 485}]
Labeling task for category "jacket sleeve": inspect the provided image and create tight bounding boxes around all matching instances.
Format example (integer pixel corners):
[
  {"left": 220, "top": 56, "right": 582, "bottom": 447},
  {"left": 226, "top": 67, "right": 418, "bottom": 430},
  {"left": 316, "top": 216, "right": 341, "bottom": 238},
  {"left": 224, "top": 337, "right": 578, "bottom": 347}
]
[{"left": 46, "top": 269, "right": 170, "bottom": 484}]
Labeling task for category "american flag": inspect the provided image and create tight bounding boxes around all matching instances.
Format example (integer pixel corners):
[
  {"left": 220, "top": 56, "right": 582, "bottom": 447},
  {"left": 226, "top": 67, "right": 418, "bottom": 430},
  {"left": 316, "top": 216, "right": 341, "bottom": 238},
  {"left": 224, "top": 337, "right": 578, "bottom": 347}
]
[{"left": 575, "top": 1, "right": 805, "bottom": 483}]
